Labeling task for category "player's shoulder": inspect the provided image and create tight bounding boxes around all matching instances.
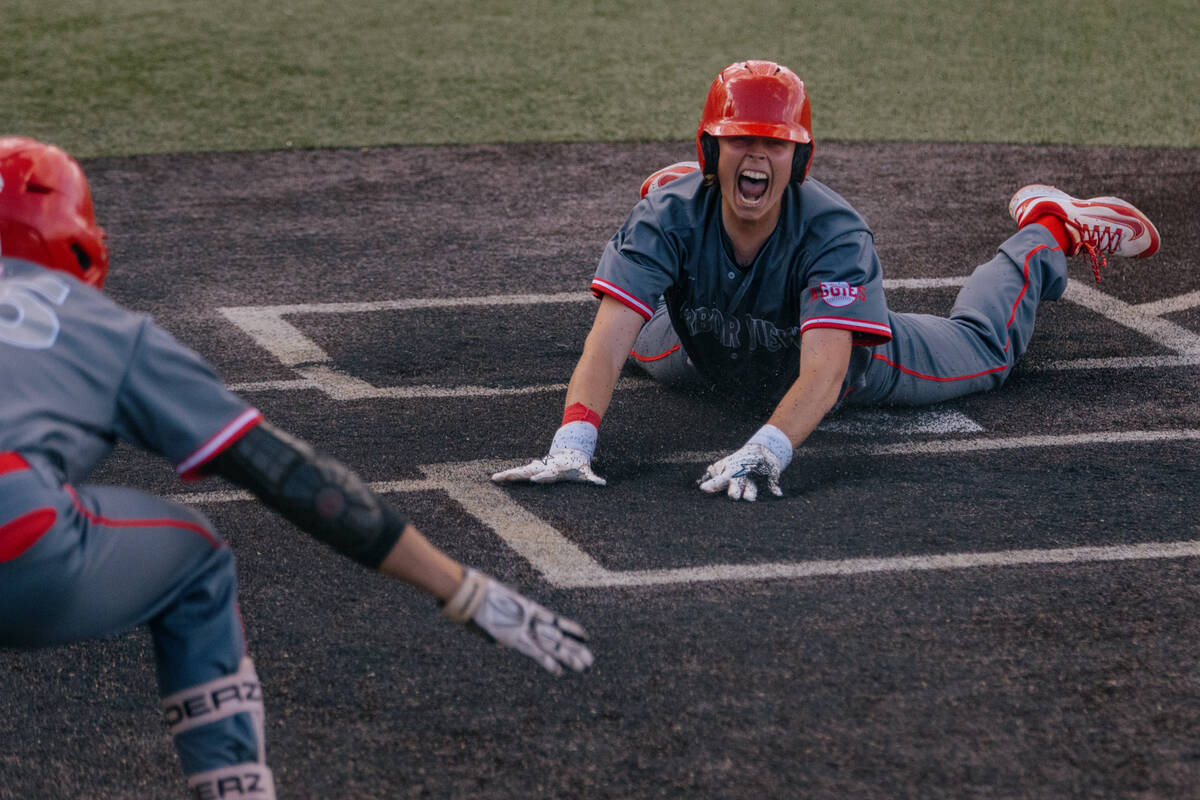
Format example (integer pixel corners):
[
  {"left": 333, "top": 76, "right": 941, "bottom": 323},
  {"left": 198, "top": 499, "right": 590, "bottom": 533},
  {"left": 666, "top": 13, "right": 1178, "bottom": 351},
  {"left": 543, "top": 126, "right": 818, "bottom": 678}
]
[
  {"left": 2, "top": 256, "right": 115, "bottom": 301},
  {"left": 796, "top": 177, "right": 863, "bottom": 218},
  {"left": 789, "top": 176, "right": 872, "bottom": 242},
  {"left": 1, "top": 256, "right": 151, "bottom": 339}
]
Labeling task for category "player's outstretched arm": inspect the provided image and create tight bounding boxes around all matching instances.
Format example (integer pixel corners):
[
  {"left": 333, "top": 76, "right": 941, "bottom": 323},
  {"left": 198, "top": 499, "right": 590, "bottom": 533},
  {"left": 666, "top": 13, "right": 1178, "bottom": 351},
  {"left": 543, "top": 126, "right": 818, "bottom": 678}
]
[
  {"left": 209, "top": 422, "right": 593, "bottom": 674},
  {"left": 492, "top": 296, "right": 644, "bottom": 487},
  {"left": 699, "top": 327, "right": 852, "bottom": 501}
]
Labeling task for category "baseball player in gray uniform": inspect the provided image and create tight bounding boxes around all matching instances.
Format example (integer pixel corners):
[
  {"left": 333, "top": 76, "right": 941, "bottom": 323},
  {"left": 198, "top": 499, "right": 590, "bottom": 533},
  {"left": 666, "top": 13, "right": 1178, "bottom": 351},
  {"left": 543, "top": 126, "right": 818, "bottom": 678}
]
[
  {"left": 493, "top": 60, "right": 1160, "bottom": 501},
  {"left": 0, "top": 136, "right": 592, "bottom": 799}
]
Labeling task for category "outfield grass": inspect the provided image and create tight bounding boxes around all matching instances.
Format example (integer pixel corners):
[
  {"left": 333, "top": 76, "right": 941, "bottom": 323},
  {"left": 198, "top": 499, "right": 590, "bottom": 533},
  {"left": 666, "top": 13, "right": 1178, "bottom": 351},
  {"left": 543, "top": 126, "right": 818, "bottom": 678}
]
[{"left": 4, "top": 0, "right": 1197, "bottom": 157}]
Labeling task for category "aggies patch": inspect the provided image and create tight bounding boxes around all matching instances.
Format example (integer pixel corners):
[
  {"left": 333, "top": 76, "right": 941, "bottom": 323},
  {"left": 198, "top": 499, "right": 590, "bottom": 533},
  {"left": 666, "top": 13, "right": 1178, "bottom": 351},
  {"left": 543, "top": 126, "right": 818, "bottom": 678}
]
[{"left": 812, "top": 281, "right": 866, "bottom": 307}]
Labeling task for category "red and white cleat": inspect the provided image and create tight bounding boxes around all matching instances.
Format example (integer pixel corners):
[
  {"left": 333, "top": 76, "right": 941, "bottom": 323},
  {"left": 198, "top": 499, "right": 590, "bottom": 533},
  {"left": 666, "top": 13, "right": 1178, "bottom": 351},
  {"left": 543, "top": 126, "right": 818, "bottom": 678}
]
[
  {"left": 1009, "top": 183, "right": 1161, "bottom": 260},
  {"left": 639, "top": 160, "right": 701, "bottom": 199}
]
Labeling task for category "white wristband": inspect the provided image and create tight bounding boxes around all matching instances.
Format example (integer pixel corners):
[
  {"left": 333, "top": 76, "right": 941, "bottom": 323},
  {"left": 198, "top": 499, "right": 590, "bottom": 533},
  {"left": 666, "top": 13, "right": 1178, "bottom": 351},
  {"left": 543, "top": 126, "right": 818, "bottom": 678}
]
[
  {"left": 442, "top": 568, "right": 487, "bottom": 623},
  {"left": 549, "top": 420, "right": 598, "bottom": 461},
  {"left": 747, "top": 424, "right": 794, "bottom": 470}
]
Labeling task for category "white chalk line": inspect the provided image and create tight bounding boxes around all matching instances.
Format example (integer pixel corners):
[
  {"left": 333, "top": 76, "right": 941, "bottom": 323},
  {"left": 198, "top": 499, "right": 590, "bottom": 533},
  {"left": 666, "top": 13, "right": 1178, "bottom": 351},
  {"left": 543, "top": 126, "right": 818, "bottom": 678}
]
[
  {"left": 220, "top": 279, "right": 1200, "bottom": 397},
  {"left": 172, "top": 428, "right": 1200, "bottom": 588},
  {"left": 563, "top": 542, "right": 1200, "bottom": 589},
  {"left": 1134, "top": 289, "right": 1200, "bottom": 318}
]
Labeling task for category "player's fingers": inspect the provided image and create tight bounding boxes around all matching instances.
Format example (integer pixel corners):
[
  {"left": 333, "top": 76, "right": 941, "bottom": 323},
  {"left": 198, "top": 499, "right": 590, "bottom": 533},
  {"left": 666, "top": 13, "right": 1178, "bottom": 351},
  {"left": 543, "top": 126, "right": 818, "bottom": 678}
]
[
  {"left": 558, "top": 644, "right": 594, "bottom": 672},
  {"left": 491, "top": 461, "right": 542, "bottom": 482},
  {"left": 725, "top": 476, "right": 742, "bottom": 500},
  {"left": 728, "top": 477, "right": 757, "bottom": 502},
  {"left": 555, "top": 616, "right": 588, "bottom": 641},
  {"left": 699, "top": 462, "right": 729, "bottom": 493},
  {"left": 577, "top": 466, "right": 607, "bottom": 486},
  {"left": 538, "top": 651, "right": 565, "bottom": 676},
  {"left": 529, "top": 467, "right": 566, "bottom": 483},
  {"left": 514, "top": 636, "right": 566, "bottom": 675},
  {"left": 533, "top": 614, "right": 593, "bottom": 672},
  {"left": 768, "top": 476, "right": 783, "bottom": 497}
]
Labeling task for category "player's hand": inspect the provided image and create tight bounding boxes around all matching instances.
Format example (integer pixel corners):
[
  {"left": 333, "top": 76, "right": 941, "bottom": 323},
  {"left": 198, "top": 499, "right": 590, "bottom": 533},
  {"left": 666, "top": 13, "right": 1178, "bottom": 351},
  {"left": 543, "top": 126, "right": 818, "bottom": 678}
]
[
  {"left": 698, "top": 443, "right": 783, "bottom": 501},
  {"left": 490, "top": 449, "right": 607, "bottom": 486},
  {"left": 491, "top": 419, "right": 606, "bottom": 486},
  {"left": 697, "top": 424, "right": 794, "bottom": 502},
  {"left": 443, "top": 569, "right": 594, "bottom": 675}
]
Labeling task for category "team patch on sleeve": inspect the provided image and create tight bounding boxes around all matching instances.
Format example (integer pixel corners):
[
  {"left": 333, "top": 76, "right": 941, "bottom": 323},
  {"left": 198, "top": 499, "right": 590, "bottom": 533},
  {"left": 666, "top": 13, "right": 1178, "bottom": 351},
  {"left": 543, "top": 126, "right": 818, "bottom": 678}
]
[{"left": 811, "top": 281, "right": 866, "bottom": 307}]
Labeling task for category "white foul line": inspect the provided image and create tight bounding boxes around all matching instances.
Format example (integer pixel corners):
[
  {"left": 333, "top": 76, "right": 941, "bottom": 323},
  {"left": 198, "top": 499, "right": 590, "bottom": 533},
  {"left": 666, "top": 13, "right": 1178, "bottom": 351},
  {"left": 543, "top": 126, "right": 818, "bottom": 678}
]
[
  {"left": 1061, "top": 280, "right": 1200, "bottom": 357},
  {"left": 571, "top": 542, "right": 1200, "bottom": 589},
  {"left": 667, "top": 428, "right": 1200, "bottom": 467},
  {"left": 1134, "top": 289, "right": 1200, "bottom": 317},
  {"left": 219, "top": 292, "right": 592, "bottom": 368},
  {"left": 1040, "top": 281, "right": 1200, "bottom": 370},
  {"left": 219, "top": 279, "right": 1200, "bottom": 398},
  {"left": 171, "top": 428, "right": 1200, "bottom": 589}
]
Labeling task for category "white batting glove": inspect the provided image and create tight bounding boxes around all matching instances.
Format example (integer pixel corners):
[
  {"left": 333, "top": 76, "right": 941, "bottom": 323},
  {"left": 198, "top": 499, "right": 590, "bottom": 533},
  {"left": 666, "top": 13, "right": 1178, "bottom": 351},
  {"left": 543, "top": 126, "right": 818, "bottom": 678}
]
[
  {"left": 698, "top": 424, "right": 794, "bottom": 502},
  {"left": 490, "top": 421, "right": 606, "bottom": 486},
  {"left": 443, "top": 569, "right": 594, "bottom": 675}
]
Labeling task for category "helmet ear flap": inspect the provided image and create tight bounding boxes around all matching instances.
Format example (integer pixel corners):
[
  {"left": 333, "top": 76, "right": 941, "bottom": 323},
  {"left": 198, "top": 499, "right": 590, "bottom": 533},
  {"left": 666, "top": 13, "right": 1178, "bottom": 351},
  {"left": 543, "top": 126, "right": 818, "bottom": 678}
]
[
  {"left": 700, "top": 133, "right": 720, "bottom": 181},
  {"left": 70, "top": 242, "right": 93, "bottom": 272},
  {"left": 791, "top": 143, "right": 813, "bottom": 184}
]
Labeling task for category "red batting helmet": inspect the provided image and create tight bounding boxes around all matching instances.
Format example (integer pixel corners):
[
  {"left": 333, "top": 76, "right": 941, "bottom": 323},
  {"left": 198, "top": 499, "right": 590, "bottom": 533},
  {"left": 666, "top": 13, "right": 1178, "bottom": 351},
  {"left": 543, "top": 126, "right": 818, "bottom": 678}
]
[
  {"left": 696, "top": 61, "right": 814, "bottom": 184},
  {"left": 0, "top": 137, "right": 109, "bottom": 287}
]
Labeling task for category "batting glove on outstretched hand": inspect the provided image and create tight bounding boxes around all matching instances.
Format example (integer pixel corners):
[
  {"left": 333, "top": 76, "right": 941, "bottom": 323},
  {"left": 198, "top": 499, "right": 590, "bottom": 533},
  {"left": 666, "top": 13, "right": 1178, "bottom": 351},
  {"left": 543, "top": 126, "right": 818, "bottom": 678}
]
[
  {"left": 490, "top": 420, "right": 606, "bottom": 486},
  {"left": 698, "top": 424, "right": 795, "bottom": 502},
  {"left": 443, "top": 569, "right": 594, "bottom": 675},
  {"left": 490, "top": 449, "right": 606, "bottom": 485}
]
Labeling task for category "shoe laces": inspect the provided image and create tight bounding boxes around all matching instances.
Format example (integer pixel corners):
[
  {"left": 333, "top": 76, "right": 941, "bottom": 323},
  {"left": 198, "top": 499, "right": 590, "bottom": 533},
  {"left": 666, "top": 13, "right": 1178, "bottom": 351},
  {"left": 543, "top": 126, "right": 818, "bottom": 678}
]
[
  {"left": 1080, "top": 223, "right": 1124, "bottom": 255},
  {"left": 1069, "top": 221, "right": 1120, "bottom": 282},
  {"left": 1079, "top": 241, "right": 1106, "bottom": 283}
]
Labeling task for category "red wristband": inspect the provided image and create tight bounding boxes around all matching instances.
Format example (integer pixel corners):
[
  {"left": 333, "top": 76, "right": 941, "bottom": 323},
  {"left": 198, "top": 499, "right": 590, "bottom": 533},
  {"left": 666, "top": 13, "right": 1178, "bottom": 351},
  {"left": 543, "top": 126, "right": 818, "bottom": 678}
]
[{"left": 562, "top": 402, "right": 602, "bottom": 429}]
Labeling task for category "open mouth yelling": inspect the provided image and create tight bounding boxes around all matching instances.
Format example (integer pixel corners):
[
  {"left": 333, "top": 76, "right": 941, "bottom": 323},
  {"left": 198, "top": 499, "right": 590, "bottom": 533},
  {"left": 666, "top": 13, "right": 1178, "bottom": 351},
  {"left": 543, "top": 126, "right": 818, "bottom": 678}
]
[{"left": 737, "top": 168, "right": 770, "bottom": 205}]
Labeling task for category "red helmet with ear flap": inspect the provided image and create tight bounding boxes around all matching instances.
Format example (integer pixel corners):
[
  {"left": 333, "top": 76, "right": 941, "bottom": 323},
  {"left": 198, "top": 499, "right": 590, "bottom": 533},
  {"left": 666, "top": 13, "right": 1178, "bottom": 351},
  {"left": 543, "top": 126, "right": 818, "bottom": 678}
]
[
  {"left": 696, "top": 60, "right": 814, "bottom": 184},
  {"left": 0, "top": 136, "right": 109, "bottom": 288}
]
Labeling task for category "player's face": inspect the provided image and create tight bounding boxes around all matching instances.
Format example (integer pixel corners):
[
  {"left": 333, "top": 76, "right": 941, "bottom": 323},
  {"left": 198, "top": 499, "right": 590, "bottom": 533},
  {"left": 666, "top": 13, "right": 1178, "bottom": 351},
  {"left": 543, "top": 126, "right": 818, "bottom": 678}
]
[{"left": 716, "top": 136, "right": 795, "bottom": 224}]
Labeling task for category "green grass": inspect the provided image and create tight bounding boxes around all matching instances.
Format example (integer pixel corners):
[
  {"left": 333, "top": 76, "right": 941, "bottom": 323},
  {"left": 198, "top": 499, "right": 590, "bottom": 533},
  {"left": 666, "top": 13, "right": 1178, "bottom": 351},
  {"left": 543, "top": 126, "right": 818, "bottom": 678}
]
[{"left": 5, "top": 0, "right": 1197, "bottom": 157}]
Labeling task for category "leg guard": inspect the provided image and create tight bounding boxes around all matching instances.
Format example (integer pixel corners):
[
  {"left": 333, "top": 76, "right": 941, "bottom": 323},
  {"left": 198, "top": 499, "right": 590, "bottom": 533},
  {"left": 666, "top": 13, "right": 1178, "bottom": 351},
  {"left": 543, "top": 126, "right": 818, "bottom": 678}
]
[
  {"left": 187, "top": 764, "right": 276, "bottom": 799},
  {"left": 163, "top": 657, "right": 274, "bottom": 798}
]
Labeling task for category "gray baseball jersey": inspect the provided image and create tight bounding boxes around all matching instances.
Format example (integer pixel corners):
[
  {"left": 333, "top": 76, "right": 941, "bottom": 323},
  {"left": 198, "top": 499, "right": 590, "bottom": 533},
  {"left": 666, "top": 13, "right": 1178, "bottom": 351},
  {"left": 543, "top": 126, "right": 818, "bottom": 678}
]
[
  {"left": 0, "top": 257, "right": 261, "bottom": 484},
  {"left": 593, "top": 171, "right": 892, "bottom": 399},
  {"left": 0, "top": 256, "right": 263, "bottom": 780},
  {"left": 598, "top": 168, "right": 1071, "bottom": 409}
]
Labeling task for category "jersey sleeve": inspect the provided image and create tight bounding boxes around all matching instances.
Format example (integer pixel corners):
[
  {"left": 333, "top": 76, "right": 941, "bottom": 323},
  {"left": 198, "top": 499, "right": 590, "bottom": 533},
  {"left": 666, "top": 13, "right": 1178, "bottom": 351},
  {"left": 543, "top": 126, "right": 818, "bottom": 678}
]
[
  {"left": 798, "top": 230, "right": 892, "bottom": 346},
  {"left": 591, "top": 201, "right": 680, "bottom": 319},
  {"left": 114, "top": 319, "right": 262, "bottom": 480}
]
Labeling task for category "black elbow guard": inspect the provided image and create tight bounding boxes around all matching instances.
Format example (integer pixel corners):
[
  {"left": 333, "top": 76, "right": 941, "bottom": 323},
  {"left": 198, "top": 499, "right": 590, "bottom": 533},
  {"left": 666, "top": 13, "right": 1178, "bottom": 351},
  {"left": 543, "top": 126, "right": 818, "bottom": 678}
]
[{"left": 211, "top": 422, "right": 405, "bottom": 569}]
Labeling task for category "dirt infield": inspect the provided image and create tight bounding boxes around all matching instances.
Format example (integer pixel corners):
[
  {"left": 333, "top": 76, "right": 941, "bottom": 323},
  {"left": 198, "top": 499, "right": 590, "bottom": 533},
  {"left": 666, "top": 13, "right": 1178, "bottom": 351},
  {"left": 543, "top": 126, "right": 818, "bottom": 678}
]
[{"left": 1, "top": 141, "right": 1198, "bottom": 799}]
